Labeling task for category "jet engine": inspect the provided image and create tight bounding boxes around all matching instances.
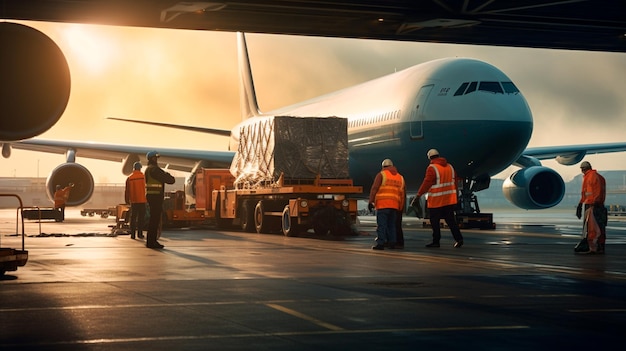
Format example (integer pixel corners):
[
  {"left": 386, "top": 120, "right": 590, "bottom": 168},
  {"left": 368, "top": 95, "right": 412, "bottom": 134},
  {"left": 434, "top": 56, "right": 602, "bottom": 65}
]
[
  {"left": 0, "top": 22, "right": 71, "bottom": 140},
  {"left": 502, "top": 166, "right": 565, "bottom": 210},
  {"left": 45, "top": 163, "right": 95, "bottom": 207}
]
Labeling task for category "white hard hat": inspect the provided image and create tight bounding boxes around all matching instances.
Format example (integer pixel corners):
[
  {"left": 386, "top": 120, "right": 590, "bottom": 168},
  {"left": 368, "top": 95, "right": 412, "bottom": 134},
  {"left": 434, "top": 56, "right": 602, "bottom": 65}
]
[
  {"left": 427, "top": 149, "right": 439, "bottom": 159},
  {"left": 381, "top": 159, "right": 393, "bottom": 167},
  {"left": 580, "top": 161, "right": 591, "bottom": 169}
]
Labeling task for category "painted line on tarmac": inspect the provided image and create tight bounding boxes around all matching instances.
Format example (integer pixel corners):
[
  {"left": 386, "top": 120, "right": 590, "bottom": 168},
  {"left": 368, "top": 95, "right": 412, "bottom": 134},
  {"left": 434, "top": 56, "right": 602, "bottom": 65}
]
[
  {"left": 0, "top": 325, "right": 530, "bottom": 348},
  {"left": 324, "top": 245, "right": 626, "bottom": 280},
  {"left": 265, "top": 303, "right": 344, "bottom": 331},
  {"left": 0, "top": 294, "right": 578, "bottom": 314}
]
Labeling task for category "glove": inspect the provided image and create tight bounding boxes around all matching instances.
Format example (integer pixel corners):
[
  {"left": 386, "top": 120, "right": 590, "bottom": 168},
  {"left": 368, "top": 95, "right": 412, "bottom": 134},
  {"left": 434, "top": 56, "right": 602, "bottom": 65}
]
[
  {"left": 576, "top": 203, "right": 582, "bottom": 219},
  {"left": 410, "top": 195, "right": 420, "bottom": 208},
  {"left": 368, "top": 202, "right": 375, "bottom": 212}
]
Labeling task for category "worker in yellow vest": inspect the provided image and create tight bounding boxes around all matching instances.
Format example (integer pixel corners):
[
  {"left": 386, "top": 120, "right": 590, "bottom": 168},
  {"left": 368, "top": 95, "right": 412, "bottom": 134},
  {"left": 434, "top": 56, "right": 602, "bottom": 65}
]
[{"left": 144, "top": 151, "right": 175, "bottom": 249}]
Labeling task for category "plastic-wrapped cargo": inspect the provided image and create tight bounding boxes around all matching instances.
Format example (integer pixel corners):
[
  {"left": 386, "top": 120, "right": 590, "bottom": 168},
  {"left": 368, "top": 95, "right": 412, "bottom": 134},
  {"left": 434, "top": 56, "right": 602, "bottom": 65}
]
[{"left": 230, "top": 116, "right": 349, "bottom": 187}]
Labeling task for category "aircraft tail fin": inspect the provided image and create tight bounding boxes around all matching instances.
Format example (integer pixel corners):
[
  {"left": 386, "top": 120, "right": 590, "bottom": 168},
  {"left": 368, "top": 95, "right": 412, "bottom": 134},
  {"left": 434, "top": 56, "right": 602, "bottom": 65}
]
[{"left": 237, "top": 32, "right": 261, "bottom": 119}]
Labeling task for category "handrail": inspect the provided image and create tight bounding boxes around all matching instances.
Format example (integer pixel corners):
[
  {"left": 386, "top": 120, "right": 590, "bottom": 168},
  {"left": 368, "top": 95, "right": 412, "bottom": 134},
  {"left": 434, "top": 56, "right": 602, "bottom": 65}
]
[
  {"left": 0, "top": 193, "right": 26, "bottom": 251},
  {"left": 21, "top": 206, "right": 44, "bottom": 235}
]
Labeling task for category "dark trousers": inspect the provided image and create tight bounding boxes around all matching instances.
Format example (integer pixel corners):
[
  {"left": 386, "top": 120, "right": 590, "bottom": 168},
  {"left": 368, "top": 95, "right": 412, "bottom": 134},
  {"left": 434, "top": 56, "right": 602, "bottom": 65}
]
[
  {"left": 129, "top": 203, "right": 146, "bottom": 237},
  {"left": 428, "top": 205, "right": 463, "bottom": 243},
  {"left": 375, "top": 208, "right": 397, "bottom": 246},
  {"left": 55, "top": 205, "right": 66, "bottom": 222},
  {"left": 146, "top": 194, "right": 164, "bottom": 245},
  {"left": 395, "top": 209, "right": 404, "bottom": 245}
]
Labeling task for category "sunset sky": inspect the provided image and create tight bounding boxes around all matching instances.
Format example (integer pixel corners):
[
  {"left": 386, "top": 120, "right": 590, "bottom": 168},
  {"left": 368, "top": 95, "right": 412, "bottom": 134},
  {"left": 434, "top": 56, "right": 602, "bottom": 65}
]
[{"left": 3, "top": 20, "right": 626, "bottom": 185}]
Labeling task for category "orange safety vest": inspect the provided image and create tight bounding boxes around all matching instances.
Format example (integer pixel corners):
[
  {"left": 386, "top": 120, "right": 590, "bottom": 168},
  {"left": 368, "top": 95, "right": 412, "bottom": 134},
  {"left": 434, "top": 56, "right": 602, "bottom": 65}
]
[
  {"left": 426, "top": 163, "right": 458, "bottom": 208},
  {"left": 53, "top": 187, "right": 70, "bottom": 207},
  {"left": 126, "top": 170, "right": 147, "bottom": 204},
  {"left": 374, "top": 169, "right": 404, "bottom": 210},
  {"left": 580, "top": 169, "right": 606, "bottom": 205}
]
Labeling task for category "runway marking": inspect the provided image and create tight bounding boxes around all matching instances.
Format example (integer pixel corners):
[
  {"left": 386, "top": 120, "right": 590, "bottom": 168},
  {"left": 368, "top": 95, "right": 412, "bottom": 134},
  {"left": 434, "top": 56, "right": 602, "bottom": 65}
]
[
  {"left": 0, "top": 294, "right": 581, "bottom": 313},
  {"left": 265, "top": 303, "right": 344, "bottom": 331},
  {"left": 0, "top": 325, "right": 530, "bottom": 347},
  {"left": 323, "top": 245, "right": 626, "bottom": 280}
]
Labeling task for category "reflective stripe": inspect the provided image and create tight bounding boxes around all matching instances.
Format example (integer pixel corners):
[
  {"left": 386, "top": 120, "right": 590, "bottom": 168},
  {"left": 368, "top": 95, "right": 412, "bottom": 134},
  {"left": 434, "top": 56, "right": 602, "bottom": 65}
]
[
  {"left": 426, "top": 164, "right": 457, "bottom": 208},
  {"left": 374, "top": 170, "right": 404, "bottom": 210},
  {"left": 145, "top": 166, "right": 164, "bottom": 195}
]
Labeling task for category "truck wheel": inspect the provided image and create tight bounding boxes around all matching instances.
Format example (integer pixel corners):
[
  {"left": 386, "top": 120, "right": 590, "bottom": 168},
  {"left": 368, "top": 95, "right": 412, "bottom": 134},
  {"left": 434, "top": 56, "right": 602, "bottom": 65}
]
[
  {"left": 240, "top": 201, "right": 255, "bottom": 232},
  {"left": 313, "top": 221, "right": 329, "bottom": 236},
  {"left": 281, "top": 205, "right": 298, "bottom": 237},
  {"left": 254, "top": 201, "right": 266, "bottom": 233}
]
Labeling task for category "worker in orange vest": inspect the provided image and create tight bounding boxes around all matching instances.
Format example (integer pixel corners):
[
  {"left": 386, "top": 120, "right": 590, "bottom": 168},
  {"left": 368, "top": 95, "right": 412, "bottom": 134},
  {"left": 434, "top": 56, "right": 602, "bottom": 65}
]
[
  {"left": 368, "top": 158, "right": 405, "bottom": 250},
  {"left": 53, "top": 183, "right": 74, "bottom": 222},
  {"left": 576, "top": 161, "right": 607, "bottom": 254},
  {"left": 125, "top": 161, "right": 147, "bottom": 240},
  {"left": 416, "top": 149, "right": 464, "bottom": 248}
]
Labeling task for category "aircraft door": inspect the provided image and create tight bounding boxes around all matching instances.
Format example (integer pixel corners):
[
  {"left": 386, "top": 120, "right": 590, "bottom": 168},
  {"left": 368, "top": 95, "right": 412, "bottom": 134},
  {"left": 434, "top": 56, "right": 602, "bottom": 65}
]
[{"left": 409, "top": 84, "right": 434, "bottom": 139}]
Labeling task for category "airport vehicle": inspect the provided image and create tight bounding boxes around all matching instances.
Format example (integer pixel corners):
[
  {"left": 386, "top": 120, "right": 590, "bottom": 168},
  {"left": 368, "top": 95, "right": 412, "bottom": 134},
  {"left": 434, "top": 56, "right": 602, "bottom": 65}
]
[
  {"left": 6, "top": 30, "right": 626, "bottom": 228},
  {"left": 195, "top": 168, "right": 361, "bottom": 236},
  {"left": 80, "top": 207, "right": 116, "bottom": 218},
  {"left": 0, "top": 194, "right": 28, "bottom": 276},
  {"left": 162, "top": 190, "right": 206, "bottom": 228}
]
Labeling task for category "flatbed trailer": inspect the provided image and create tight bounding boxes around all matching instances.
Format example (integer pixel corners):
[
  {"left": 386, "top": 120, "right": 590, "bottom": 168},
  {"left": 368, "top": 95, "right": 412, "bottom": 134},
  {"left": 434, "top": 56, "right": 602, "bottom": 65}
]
[
  {"left": 22, "top": 207, "right": 61, "bottom": 222},
  {"left": 213, "top": 175, "right": 363, "bottom": 236}
]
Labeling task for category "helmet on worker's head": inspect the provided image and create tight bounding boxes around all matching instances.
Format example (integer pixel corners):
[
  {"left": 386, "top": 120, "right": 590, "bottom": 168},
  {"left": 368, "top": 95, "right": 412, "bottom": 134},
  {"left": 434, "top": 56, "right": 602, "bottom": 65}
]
[
  {"left": 133, "top": 161, "right": 142, "bottom": 170},
  {"left": 381, "top": 158, "right": 393, "bottom": 168},
  {"left": 146, "top": 151, "right": 159, "bottom": 160},
  {"left": 427, "top": 149, "right": 439, "bottom": 159},
  {"left": 580, "top": 161, "right": 592, "bottom": 169}
]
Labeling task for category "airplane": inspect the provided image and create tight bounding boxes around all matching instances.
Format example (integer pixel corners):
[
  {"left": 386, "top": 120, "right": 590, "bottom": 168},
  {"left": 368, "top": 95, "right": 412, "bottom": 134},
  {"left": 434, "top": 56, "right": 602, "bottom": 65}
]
[{"left": 4, "top": 29, "right": 626, "bottom": 218}]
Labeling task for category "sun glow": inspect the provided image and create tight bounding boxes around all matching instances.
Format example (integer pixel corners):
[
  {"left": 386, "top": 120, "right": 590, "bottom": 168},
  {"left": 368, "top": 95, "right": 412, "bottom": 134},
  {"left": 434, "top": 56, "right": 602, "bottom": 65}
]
[{"left": 61, "top": 24, "right": 119, "bottom": 75}]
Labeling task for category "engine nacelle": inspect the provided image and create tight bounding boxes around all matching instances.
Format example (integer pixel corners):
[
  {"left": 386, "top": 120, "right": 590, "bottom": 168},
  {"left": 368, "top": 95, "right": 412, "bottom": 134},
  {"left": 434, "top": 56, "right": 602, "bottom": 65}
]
[
  {"left": 45, "top": 163, "right": 95, "bottom": 207},
  {"left": 502, "top": 166, "right": 565, "bottom": 210},
  {"left": 0, "top": 22, "right": 71, "bottom": 140}
]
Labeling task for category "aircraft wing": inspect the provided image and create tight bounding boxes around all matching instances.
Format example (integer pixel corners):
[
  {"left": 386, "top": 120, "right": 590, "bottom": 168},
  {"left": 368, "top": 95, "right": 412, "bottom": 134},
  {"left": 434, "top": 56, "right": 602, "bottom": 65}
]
[
  {"left": 7, "top": 139, "right": 235, "bottom": 173},
  {"left": 520, "top": 142, "right": 626, "bottom": 166}
]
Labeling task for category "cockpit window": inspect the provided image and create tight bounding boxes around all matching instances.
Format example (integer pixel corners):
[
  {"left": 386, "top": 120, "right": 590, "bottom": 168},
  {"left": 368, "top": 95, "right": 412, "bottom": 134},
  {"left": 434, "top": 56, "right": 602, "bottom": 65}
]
[
  {"left": 478, "top": 81, "right": 503, "bottom": 94},
  {"left": 454, "top": 81, "right": 520, "bottom": 96},
  {"left": 454, "top": 82, "right": 469, "bottom": 96},
  {"left": 501, "top": 81, "right": 520, "bottom": 94},
  {"left": 465, "top": 81, "right": 477, "bottom": 94}
]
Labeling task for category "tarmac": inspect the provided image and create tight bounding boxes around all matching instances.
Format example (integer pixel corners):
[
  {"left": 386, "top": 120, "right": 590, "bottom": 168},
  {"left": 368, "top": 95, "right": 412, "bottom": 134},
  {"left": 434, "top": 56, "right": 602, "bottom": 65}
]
[{"left": 1, "top": 208, "right": 625, "bottom": 350}]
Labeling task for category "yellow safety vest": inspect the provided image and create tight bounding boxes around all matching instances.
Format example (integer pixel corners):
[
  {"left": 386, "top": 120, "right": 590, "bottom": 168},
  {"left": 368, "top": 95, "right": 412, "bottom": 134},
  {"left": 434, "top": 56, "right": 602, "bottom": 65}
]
[{"left": 145, "top": 166, "right": 163, "bottom": 195}]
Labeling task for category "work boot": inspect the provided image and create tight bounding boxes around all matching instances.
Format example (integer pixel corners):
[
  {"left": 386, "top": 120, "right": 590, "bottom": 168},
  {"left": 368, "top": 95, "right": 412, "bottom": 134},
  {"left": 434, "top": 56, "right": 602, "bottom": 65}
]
[
  {"left": 147, "top": 241, "right": 164, "bottom": 249},
  {"left": 138, "top": 232, "right": 145, "bottom": 239},
  {"left": 130, "top": 231, "right": 136, "bottom": 239},
  {"left": 425, "top": 242, "right": 440, "bottom": 248}
]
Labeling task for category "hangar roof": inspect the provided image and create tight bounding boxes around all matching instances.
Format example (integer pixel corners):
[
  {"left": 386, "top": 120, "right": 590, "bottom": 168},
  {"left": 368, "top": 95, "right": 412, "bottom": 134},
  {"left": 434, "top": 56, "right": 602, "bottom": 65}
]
[{"left": 2, "top": 0, "right": 625, "bottom": 52}]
